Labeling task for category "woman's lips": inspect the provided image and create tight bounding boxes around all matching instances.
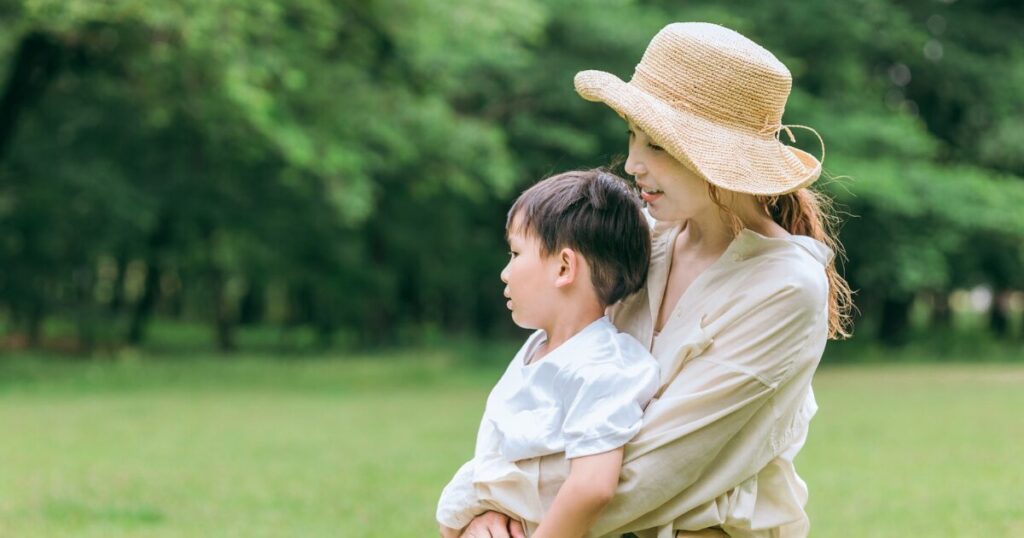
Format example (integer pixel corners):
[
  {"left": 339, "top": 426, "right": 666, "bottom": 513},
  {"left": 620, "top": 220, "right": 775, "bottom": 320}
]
[{"left": 640, "top": 189, "right": 664, "bottom": 204}]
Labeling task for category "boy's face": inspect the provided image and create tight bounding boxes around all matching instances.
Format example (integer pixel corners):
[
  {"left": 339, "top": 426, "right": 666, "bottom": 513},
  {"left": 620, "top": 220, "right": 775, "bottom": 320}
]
[{"left": 501, "top": 218, "right": 560, "bottom": 330}]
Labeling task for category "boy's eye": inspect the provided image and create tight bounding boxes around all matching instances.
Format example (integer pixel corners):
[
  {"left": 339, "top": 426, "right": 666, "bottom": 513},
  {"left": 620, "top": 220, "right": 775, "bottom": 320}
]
[{"left": 508, "top": 251, "right": 518, "bottom": 259}]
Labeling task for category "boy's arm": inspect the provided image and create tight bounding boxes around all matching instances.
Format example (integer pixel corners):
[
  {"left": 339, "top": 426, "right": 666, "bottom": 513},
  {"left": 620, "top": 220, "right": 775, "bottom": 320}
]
[{"left": 532, "top": 447, "right": 624, "bottom": 538}]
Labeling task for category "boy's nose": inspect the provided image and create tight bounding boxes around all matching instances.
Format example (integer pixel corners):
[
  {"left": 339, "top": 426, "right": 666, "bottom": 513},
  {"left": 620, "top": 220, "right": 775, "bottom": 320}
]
[{"left": 500, "top": 265, "right": 509, "bottom": 284}]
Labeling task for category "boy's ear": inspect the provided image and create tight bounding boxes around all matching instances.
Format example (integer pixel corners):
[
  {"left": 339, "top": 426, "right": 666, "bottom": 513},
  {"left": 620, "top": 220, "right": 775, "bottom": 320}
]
[{"left": 553, "top": 248, "right": 577, "bottom": 288}]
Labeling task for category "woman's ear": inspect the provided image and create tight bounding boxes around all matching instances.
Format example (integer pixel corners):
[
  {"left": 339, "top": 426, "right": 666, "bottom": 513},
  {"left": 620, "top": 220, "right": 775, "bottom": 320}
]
[{"left": 553, "top": 248, "right": 578, "bottom": 288}]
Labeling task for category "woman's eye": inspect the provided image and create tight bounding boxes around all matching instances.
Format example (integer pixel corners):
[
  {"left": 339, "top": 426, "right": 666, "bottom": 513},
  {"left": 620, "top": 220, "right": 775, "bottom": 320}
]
[
  {"left": 627, "top": 129, "right": 635, "bottom": 139},
  {"left": 648, "top": 142, "right": 664, "bottom": 151}
]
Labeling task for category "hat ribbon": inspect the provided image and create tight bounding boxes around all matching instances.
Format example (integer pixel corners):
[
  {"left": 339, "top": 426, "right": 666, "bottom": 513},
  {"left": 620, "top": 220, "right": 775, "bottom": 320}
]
[{"left": 759, "top": 122, "right": 826, "bottom": 165}]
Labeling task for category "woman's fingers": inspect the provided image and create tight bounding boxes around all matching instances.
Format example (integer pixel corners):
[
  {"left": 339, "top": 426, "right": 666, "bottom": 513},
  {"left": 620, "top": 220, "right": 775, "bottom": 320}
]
[
  {"left": 509, "top": 518, "right": 526, "bottom": 538},
  {"left": 460, "top": 511, "right": 509, "bottom": 538},
  {"left": 460, "top": 511, "right": 524, "bottom": 538}
]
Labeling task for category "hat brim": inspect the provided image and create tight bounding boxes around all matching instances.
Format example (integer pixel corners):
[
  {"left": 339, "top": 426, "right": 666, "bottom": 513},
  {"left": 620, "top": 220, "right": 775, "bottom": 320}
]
[{"left": 575, "top": 70, "right": 821, "bottom": 195}]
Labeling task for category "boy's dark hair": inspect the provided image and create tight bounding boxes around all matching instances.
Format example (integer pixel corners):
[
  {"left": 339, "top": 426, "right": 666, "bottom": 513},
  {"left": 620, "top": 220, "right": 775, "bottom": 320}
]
[{"left": 506, "top": 169, "right": 651, "bottom": 306}]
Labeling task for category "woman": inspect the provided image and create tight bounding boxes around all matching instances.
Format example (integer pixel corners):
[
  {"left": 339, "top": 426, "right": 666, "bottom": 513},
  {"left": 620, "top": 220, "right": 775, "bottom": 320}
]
[{"left": 459, "top": 22, "right": 853, "bottom": 538}]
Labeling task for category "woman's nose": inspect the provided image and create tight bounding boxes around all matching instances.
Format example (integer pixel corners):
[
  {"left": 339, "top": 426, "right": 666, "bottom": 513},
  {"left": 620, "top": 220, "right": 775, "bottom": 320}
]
[{"left": 624, "top": 150, "right": 645, "bottom": 178}]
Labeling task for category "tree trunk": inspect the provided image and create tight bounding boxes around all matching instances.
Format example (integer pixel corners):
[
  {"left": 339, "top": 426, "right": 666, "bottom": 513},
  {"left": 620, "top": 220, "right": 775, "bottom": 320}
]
[
  {"left": 878, "top": 295, "right": 913, "bottom": 346},
  {"left": 474, "top": 277, "right": 499, "bottom": 337},
  {"left": 127, "top": 214, "right": 172, "bottom": 345},
  {"left": 0, "top": 32, "right": 63, "bottom": 160},
  {"left": 929, "top": 290, "right": 952, "bottom": 329},
  {"left": 316, "top": 320, "right": 334, "bottom": 350},
  {"left": 127, "top": 260, "right": 161, "bottom": 345},
  {"left": 26, "top": 302, "right": 44, "bottom": 348},
  {"left": 238, "top": 279, "right": 264, "bottom": 325},
  {"left": 212, "top": 269, "right": 237, "bottom": 352},
  {"left": 108, "top": 251, "right": 128, "bottom": 313},
  {"left": 73, "top": 265, "right": 97, "bottom": 355},
  {"left": 989, "top": 289, "right": 1009, "bottom": 338}
]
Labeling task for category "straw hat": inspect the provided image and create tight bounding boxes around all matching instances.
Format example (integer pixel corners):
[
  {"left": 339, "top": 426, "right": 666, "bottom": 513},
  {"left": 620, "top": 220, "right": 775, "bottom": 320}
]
[{"left": 574, "top": 22, "right": 824, "bottom": 195}]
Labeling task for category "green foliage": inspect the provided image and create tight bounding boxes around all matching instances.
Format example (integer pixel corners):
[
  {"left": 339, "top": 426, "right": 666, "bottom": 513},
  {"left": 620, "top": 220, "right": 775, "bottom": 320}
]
[{"left": 0, "top": 0, "right": 1022, "bottom": 350}]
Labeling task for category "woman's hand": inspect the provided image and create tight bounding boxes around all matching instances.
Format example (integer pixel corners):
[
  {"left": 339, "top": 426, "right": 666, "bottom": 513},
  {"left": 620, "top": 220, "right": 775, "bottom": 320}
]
[{"left": 459, "top": 511, "right": 526, "bottom": 538}]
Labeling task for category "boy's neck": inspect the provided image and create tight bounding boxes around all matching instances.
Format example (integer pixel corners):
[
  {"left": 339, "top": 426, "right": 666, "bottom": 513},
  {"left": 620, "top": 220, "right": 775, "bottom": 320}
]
[{"left": 534, "top": 304, "right": 606, "bottom": 362}]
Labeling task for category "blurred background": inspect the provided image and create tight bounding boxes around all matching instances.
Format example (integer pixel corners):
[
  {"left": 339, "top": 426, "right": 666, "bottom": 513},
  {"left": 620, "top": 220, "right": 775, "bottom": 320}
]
[
  {"left": 0, "top": 0, "right": 1022, "bottom": 355},
  {"left": 1, "top": 1, "right": 1022, "bottom": 537}
]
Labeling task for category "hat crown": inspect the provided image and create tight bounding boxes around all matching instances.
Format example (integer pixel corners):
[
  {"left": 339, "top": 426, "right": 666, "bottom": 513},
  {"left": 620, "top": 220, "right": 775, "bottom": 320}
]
[{"left": 630, "top": 23, "right": 792, "bottom": 132}]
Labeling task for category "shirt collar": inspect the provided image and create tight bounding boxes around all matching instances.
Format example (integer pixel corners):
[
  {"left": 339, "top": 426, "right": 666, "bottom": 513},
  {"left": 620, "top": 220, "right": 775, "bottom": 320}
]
[{"left": 731, "top": 228, "right": 835, "bottom": 266}]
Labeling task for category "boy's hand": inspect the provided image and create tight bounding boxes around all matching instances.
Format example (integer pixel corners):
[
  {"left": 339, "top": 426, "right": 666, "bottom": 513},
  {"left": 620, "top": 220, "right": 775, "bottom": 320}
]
[
  {"left": 439, "top": 524, "right": 462, "bottom": 538},
  {"left": 459, "top": 511, "right": 526, "bottom": 538}
]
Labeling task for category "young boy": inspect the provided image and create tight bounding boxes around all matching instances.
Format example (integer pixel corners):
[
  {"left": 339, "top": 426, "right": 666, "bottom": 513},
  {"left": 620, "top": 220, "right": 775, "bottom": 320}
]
[{"left": 436, "top": 169, "right": 660, "bottom": 538}]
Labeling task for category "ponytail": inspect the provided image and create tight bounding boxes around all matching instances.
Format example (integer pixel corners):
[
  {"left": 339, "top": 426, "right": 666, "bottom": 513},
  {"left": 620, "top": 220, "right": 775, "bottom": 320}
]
[
  {"left": 708, "top": 183, "right": 854, "bottom": 340},
  {"left": 766, "top": 188, "right": 854, "bottom": 340}
]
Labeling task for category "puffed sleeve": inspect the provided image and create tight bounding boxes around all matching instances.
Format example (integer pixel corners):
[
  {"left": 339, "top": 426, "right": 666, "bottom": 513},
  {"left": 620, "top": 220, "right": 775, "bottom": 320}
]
[
  {"left": 560, "top": 357, "right": 660, "bottom": 459},
  {"left": 436, "top": 459, "right": 483, "bottom": 530}
]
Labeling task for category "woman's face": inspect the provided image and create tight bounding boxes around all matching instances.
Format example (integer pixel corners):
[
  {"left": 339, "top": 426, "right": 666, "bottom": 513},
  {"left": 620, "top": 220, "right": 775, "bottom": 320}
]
[{"left": 625, "top": 122, "right": 712, "bottom": 221}]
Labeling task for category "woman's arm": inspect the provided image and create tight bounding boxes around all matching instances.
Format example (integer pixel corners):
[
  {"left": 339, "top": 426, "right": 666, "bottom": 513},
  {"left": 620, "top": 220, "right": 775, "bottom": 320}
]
[{"left": 532, "top": 448, "right": 624, "bottom": 538}]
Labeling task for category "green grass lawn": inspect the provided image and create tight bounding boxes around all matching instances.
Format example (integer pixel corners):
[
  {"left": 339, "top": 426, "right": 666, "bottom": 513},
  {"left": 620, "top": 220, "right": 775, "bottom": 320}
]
[{"left": 1, "top": 352, "right": 1022, "bottom": 537}]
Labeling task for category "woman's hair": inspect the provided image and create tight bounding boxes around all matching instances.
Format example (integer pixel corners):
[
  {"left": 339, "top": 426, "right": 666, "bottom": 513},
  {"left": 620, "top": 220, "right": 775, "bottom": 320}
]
[
  {"left": 707, "top": 183, "right": 854, "bottom": 340},
  {"left": 507, "top": 169, "right": 651, "bottom": 307}
]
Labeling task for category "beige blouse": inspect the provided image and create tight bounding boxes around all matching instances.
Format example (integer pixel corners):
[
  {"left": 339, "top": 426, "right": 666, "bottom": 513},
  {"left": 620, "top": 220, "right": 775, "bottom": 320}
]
[{"left": 477, "top": 221, "right": 833, "bottom": 538}]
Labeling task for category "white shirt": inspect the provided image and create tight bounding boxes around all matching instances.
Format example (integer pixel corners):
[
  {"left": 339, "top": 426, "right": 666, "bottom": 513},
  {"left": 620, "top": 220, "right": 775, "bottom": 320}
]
[{"left": 436, "top": 316, "right": 661, "bottom": 530}]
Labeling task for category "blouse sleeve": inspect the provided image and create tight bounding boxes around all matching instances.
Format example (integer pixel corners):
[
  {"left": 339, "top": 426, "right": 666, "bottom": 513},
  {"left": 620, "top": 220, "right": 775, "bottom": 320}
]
[
  {"left": 436, "top": 459, "right": 484, "bottom": 530},
  {"left": 559, "top": 357, "right": 660, "bottom": 460},
  {"left": 586, "top": 277, "right": 828, "bottom": 536}
]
